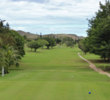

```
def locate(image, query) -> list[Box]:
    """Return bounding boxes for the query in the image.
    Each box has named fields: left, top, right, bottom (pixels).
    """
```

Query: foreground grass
left=0, top=46, right=110, bottom=100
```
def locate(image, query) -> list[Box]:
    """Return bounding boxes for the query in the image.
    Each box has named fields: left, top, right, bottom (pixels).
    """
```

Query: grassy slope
left=0, top=46, right=110, bottom=100
left=82, top=52, right=110, bottom=72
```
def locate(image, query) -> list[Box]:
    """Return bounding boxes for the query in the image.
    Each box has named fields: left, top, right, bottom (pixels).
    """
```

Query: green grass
left=0, top=46, right=110, bottom=100
left=82, top=52, right=110, bottom=72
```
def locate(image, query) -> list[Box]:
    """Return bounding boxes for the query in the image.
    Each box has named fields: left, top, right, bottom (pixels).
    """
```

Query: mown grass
left=0, top=46, right=110, bottom=100
left=82, top=52, right=110, bottom=72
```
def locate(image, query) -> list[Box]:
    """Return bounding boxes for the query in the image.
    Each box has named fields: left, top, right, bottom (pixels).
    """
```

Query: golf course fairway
left=0, top=46, right=110, bottom=100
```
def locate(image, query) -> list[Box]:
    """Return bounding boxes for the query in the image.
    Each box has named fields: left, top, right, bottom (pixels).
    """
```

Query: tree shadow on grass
left=0, top=68, right=24, bottom=75
left=89, top=59, right=110, bottom=72
left=89, top=59, right=109, bottom=64
left=9, top=68, right=24, bottom=71
left=98, top=65, right=110, bottom=71
left=27, top=50, right=42, bottom=53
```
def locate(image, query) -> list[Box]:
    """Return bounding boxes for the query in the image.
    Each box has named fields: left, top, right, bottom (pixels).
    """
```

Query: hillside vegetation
left=17, top=30, right=83, bottom=40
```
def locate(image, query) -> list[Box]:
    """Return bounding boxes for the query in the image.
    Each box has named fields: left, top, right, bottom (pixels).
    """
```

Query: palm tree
left=0, top=45, right=20, bottom=76
left=0, top=39, right=5, bottom=76
left=0, top=48, right=6, bottom=76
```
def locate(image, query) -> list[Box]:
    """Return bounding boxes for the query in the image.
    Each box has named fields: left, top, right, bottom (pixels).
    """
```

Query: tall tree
left=86, top=0, right=110, bottom=61
left=0, top=20, right=25, bottom=75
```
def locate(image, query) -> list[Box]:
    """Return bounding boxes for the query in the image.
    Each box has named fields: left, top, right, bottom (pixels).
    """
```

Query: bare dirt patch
left=78, top=53, right=110, bottom=77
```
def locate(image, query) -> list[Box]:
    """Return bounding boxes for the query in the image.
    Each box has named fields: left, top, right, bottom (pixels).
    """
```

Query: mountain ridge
left=17, top=30, right=84, bottom=40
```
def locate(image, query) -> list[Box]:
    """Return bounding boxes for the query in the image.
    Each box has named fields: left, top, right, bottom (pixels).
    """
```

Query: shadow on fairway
left=89, top=59, right=110, bottom=64
left=9, top=68, right=24, bottom=71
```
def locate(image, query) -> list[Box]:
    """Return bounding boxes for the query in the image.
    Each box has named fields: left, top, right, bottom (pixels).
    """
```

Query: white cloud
left=12, top=26, right=26, bottom=31
left=0, top=0, right=105, bottom=18
left=0, top=0, right=105, bottom=36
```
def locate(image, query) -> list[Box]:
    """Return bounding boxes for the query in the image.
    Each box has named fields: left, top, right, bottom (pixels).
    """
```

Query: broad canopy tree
left=43, top=37, right=56, bottom=49
left=82, top=0, right=110, bottom=61
left=27, top=39, right=49, bottom=52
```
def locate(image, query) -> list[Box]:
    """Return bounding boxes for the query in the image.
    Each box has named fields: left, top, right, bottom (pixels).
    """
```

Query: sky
left=0, top=0, right=105, bottom=36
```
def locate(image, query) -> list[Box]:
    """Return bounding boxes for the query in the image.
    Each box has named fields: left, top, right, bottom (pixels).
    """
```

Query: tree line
left=27, top=35, right=76, bottom=52
left=0, top=20, right=25, bottom=76
left=79, top=0, right=110, bottom=62
left=0, top=19, right=76, bottom=77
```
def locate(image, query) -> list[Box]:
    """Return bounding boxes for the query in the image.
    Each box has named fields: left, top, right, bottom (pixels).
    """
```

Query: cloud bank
left=0, top=0, right=105, bottom=36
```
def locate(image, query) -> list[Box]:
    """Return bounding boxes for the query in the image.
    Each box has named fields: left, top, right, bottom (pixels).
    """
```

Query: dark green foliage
left=27, top=39, right=49, bottom=52
left=0, top=20, right=25, bottom=74
left=31, top=41, right=41, bottom=52
left=65, top=41, right=74, bottom=47
left=0, top=45, right=20, bottom=74
left=84, top=0, right=110, bottom=61
left=9, top=30, right=25, bottom=57
left=23, top=35, right=27, bottom=40
left=0, top=20, right=9, bottom=34
left=43, top=37, right=56, bottom=49
left=78, top=39, right=89, bottom=54
left=55, top=38, right=62, bottom=44
left=6, top=23, right=10, bottom=30
left=37, top=39, right=49, bottom=47
left=27, top=41, right=34, bottom=51
left=62, top=37, right=75, bottom=47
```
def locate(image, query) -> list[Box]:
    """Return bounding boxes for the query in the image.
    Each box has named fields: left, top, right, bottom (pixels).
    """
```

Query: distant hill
left=44, top=34, right=84, bottom=40
left=17, top=30, right=84, bottom=40
left=17, top=30, right=39, bottom=39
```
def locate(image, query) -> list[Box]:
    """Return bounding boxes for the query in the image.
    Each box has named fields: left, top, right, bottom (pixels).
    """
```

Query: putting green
left=0, top=46, right=110, bottom=100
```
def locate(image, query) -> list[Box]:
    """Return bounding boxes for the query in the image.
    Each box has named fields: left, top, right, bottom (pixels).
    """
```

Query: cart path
left=78, top=53, right=110, bottom=77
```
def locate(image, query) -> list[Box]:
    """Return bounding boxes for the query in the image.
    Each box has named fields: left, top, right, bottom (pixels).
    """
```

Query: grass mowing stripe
left=0, top=46, right=110, bottom=100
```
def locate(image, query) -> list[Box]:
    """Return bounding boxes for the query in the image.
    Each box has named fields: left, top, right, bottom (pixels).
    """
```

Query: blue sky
left=0, top=0, right=105, bottom=36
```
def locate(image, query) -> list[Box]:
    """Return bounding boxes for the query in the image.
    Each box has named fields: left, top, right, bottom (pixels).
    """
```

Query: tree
left=27, top=41, right=34, bottom=51
left=0, top=45, right=19, bottom=75
left=86, top=0, right=110, bottom=61
left=62, top=37, right=75, bottom=47
left=23, top=35, right=27, bottom=40
left=0, top=21, right=25, bottom=57
left=37, top=39, right=49, bottom=48
left=9, top=30, right=25, bottom=57
left=0, top=48, right=6, bottom=76
left=27, top=39, right=49, bottom=52
left=43, top=37, right=56, bottom=49
left=6, top=22, right=10, bottom=30
left=55, top=38, right=62, bottom=44
left=27, top=40, right=41, bottom=52
left=65, top=41, right=75, bottom=48
left=32, top=41, right=40, bottom=52
left=78, top=39, right=89, bottom=54
left=0, top=20, right=25, bottom=75
left=0, top=20, right=6, bottom=33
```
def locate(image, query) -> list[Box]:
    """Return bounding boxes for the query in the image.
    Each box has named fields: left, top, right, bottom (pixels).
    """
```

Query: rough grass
left=82, top=52, right=110, bottom=72
left=0, top=46, right=110, bottom=100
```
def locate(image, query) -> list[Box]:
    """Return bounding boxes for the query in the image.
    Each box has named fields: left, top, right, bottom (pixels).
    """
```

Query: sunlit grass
left=0, top=46, right=110, bottom=100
